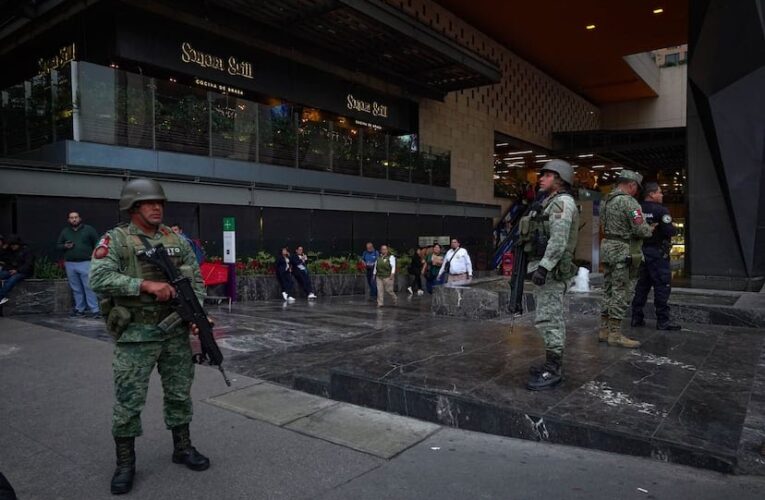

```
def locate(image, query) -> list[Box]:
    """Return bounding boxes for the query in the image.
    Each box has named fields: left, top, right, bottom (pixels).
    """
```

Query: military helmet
left=617, top=169, right=643, bottom=187
left=540, top=159, right=574, bottom=186
left=119, top=178, right=167, bottom=211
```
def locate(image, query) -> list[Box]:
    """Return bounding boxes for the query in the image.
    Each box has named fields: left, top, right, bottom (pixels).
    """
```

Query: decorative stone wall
left=384, top=0, right=601, bottom=205
left=0, top=279, right=72, bottom=315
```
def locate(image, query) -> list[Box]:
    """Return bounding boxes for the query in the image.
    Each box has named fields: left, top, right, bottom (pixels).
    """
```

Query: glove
left=532, top=267, right=548, bottom=286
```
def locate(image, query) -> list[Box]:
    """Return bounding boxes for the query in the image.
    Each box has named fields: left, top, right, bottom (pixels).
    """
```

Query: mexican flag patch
left=630, top=209, right=644, bottom=224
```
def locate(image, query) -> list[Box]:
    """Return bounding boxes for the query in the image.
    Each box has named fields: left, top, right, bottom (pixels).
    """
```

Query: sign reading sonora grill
left=180, top=42, right=253, bottom=79
left=346, top=94, right=388, bottom=118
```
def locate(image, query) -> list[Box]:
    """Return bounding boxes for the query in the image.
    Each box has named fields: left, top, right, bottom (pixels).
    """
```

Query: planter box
left=0, top=279, right=72, bottom=316
left=236, top=274, right=369, bottom=301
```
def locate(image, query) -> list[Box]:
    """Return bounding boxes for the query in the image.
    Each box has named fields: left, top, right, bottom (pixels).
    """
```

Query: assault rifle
left=139, top=242, right=231, bottom=387
left=508, top=198, right=544, bottom=315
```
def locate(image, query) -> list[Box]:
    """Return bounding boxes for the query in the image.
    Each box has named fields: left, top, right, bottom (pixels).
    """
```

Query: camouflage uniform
left=90, top=222, right=204, bottom=437
left=600, top=178, right=653, bottom=344
left=528, top=193, right=579, bottom=355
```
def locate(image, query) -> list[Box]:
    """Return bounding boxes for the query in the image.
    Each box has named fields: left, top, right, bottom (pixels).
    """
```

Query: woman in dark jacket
left=275, top=247, right=296, bottom=302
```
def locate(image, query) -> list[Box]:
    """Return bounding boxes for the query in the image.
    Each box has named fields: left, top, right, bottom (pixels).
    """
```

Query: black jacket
left=3, top=245, right=35, bottom=276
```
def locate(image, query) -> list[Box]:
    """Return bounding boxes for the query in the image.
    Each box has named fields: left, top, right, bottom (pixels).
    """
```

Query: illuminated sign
left=194, top=78, right=244, bottom=96
left=181, top=42, right=253, bottom=79
left=346, top=94, right=388, bottom=118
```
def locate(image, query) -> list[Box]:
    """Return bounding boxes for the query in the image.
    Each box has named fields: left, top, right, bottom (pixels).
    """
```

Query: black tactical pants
left=631, top=246, right=672, bottom=324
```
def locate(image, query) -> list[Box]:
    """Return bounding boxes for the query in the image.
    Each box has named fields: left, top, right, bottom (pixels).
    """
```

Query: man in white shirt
left=438, top=238, right=473, bottom=283
left=373, top=244, right=397, bottom=307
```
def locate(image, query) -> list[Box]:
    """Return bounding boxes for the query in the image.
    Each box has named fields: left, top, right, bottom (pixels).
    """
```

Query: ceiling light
left=591, top=165, right=605, bottom=169
left=612, top=166, right=623, bottom=170
left=507, top=150, right=532, bottom=155
left=504, top=157, right=524, bottom=161
left=535, top=155, right=547, bottom=158
left=577, top=153, right=594, bottom=158
left=535, top=159, right=551, bottom=163
left=653, top=8, right=664, bottom=14
left=586, top=24, right=596, bottom=30
left=496, top=142, right=508, bottom=147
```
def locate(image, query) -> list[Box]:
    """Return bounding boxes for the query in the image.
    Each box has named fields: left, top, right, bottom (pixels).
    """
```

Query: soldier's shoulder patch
left=93, top=234, right=111, bottom=259
left=629, top=209, right=644, bottom=225
left=662, top=214, right=672, bottom=224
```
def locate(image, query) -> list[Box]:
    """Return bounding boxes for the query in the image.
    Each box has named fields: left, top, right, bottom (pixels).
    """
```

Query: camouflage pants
left=534, top=279, right=567, bottom=355
left=112, top=333, right=194, bottom=437
left=603, top=262, right=635, bottom=321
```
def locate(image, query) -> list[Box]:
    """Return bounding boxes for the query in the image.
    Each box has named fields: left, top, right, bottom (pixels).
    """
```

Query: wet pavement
left=16, top=293, right=765, bottom=474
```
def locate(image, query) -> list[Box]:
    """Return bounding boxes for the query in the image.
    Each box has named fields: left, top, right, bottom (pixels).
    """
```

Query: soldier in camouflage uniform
left=599, top=170, right=655, bottom=348
left=522, top=160, right=580, bottom=391
left=90, top=179, right=210, bottom=495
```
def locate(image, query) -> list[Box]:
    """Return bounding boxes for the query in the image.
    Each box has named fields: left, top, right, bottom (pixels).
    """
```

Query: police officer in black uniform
left=631, top=182, right=681, bottom=330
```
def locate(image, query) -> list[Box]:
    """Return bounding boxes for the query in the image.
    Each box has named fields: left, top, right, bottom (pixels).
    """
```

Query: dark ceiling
left=433, top=0, right=689, bottom=104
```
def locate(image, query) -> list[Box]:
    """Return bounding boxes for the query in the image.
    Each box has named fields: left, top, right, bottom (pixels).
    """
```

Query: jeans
left=65, top=260, right=99, bottom=313
left=425, top=274, right=445, bottom=294
left=365, top=267, right=378, bottom=297
left=0, top=270, right=27, bottom=300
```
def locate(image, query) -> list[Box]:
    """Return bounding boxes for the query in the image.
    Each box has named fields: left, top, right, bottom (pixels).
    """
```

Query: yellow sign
left=38, top=44, right=76, bottom=75
left=181, top=42, right=253, bottom=79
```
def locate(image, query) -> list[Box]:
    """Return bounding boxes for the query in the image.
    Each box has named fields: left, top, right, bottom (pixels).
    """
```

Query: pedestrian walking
left=89, top=178, right=210, bottom=495
left=361, top=242, right=379, bottom=300
left=407, top=247, right=424, bottom=296
left=276, top=247, right=297, bottom=302
left=374, top=244, right=397, bottom=307
left=424, top=244, right=445, bottom=293
left=520, top=160, right=579, bottom=391
left=57, top=211, right=101, bottom=317
left=437, top=238, right=473, bottom=284
left=599, top=170, right=655, bottom=348
left=630, top=182, right=681, bottom=330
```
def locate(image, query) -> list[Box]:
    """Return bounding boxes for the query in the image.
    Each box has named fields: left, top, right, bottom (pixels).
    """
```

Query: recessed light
left=586, top=24, right=596, bottom=30
left=591, top=165, right=605, bottom=169
left=577, top=154, right=594, bottom=158
left=496, top=142, right=508, bottom=147
left=653, top=8, right=664, bottom=14
left=507, top=150, right=532, bottom=155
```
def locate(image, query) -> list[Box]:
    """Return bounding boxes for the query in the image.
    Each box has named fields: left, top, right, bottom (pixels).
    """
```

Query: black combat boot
left=171, top=424, right=210, bottom=471
left=110, top=437, right=135, bottom=495
left=526, top=351, right=563, bottom=391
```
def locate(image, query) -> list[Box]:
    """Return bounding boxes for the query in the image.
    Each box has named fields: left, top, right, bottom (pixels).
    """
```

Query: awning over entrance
left=552, top=127, right=686, bottom=173
left=0, top=0, right=501, bottom=99
left=198, top=0, right=502, bottom=98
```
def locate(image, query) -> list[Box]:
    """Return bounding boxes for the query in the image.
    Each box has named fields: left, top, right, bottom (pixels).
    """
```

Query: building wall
left=384, top=0, right=601, bottom=205
left=601, top=65, right=688, bottom=130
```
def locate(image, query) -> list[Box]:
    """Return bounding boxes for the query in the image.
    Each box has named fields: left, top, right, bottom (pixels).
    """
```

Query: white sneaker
left=288, top=296, right=296, bottom=302
left=417, top=290, right=424, bottom=296
left=282, top=292, right=288, bottom=301
left=0, top=297, right=8, bottom=306
left=307, top=293, right=317, bottom=300
left=407, top=286, right=413, bottom=295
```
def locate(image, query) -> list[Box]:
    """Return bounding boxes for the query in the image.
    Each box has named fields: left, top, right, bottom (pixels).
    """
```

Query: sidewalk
left=2, top=317, right=765, bottom=499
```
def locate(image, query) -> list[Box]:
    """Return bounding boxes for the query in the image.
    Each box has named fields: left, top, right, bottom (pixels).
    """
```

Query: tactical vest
left=376, top=255, right=393, bottom=278
left=519, top=192, right=578, bottom=281
left=112, top=225, right=184, bottom=311
left=601, top=191, right=644, bottom=274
